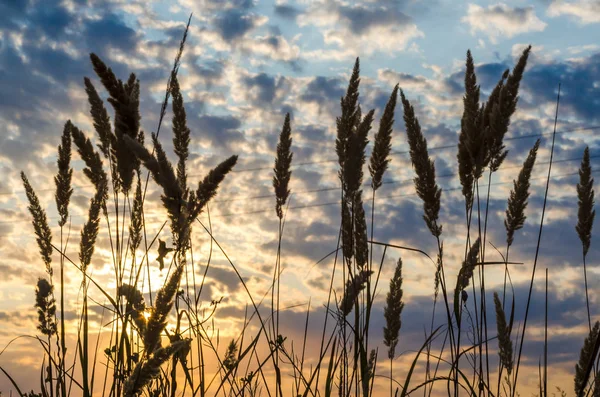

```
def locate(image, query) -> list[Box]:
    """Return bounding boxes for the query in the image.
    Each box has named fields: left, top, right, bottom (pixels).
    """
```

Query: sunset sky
left=1, top=0, right=600, bottom=395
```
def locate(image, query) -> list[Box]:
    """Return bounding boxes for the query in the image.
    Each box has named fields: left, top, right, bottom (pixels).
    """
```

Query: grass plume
left=505, top=139, right=540, bottom=247
left=457, top=50, right=481, bottom=210
left=493, top=292, right=513, bottom=374
left=21, top=172, right=53, bottom=275
left=89, top=53, right=142, bottom=193
left=369, top=84, right=398, bottom=191
left=273, top=113, right=293, bottom=219
left=383, top=258, right=404, bottom=360
left=575, top=321, right=600, bottom=397
left=576, top=146, right=595, bottom=257
left=170, top=74, right=191, bottom=191
left=400, top=89, right=442, bottom=237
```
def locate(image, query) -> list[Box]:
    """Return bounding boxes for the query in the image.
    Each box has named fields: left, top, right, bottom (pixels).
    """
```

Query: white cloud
left=297, top=0, right=423, bottom=57
left=547, top=0, right=600, bottom=24
left=462, top=3, right=547, bottom=43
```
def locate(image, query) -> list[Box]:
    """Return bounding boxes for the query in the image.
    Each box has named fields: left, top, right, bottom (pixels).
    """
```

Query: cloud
left=84, top=12, right=138, bottom=53
left=547, top=0, right=600, bottom=24
left=274, top=3, right=302, bottom=20
left=196, top=114, right=246, bottom=150
left=298, top=0, right=423, bottom=57
left=462, top=3, right=547, bottom=43
left=213, top=9, right=265, bottom=42
left=378, top=69, right=432, bottom=91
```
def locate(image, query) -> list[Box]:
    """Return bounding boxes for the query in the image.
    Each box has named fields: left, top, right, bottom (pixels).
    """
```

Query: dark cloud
left=444, top=50, right=600, bottom=124
left=213, top=9, right=258, bottom=41
left=189, top=58, right=225, bottom=88
left=299, top=76, right=345, bottom=105
left=297, top=124, right=328, bottom=144
left=84, top=13, right=138, bottom=53
left=196, top=115, right=246, bottom=149
left=523, top=53, right=600, bottom=123
left=244, top=73, right=278, bottom=104
left=336, top=3, right=412, bottom=34
left=274, top=4, right=301, bottom=20
left=30, top=5, right=73, bottom=39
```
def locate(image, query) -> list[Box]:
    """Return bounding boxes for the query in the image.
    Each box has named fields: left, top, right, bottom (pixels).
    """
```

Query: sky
left=1, top=0, right=600, bottom=395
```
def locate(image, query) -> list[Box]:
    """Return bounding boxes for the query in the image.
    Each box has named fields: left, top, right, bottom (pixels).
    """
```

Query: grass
left=1, top=17, right=599, bottom=397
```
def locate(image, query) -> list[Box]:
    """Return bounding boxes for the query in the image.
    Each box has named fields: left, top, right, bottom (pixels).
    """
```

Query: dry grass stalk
left=84, top=77, right=115, bottom=160
left=383, top=258, right=404, bottom=360
left=454, top=237, right=481, bottom=313
left=21, top=172, right=53, bottom=275
left=346, top=108, right=374, bottom=196
left=144, top=264, right=184, bottom=354
left=89, top=53, right=142, bottom=193
left=69, top=123, right=109, bottom=270
left=190, top=154, right=238, bottom=220
left=505, top=139, right=540, bottom=247
left=369, top=84, right=399, bottom=191
left=485, top=46, right=532, bottom=172
left=223, top=340, right=239, bottom=372
left=336, top=57, right=361, bottom=183
left=124, top=339, right=191, bottom=397
left=457, top=50, right=481, bottom=210
left=54, top=121, right=73, bottom=227
left=35, top=278, right=57, bottom=337
left=273, top=113, right=293, bottom=219
left=354, top=190, right=369, bottom=269
left=493, top=292, right=513, bottom=374
left=118, top=284, right=147, bottom=334
left=70, top=123, right=108, bottom=196
left=575, top=321, right=600, bottom=397
left=129, top=174, right=143, bottom=252
left=79, top=181, right=106, bottom=271
left=434, top=244, right=443, bottom=300
left=399, top=90, right=442, bottom=237
left=339, top=269, right=373, bottom=317
left=335, top=59, right=375, bottom=271
left=576, top=146, right=595, bottom=257
left=124, top=133, right=185, bottom=243
left=170, top=74, right=191, bottom=191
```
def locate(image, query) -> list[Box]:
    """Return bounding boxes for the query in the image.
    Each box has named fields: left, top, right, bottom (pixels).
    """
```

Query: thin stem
left=512, top=82, right=561, bottom=396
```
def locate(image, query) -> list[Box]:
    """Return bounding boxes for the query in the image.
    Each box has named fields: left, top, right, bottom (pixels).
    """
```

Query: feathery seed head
left=124, top=339, right=191, bottom=397
left=273, top=113, right=293, bottom=219
left=70, top=123, right=108, bottom=196
left=171, top=74, right=191, bottom=191
left=84, top=77, right=115, bottom=159
left=369, top=84, right=398, bottom=191
left=485, top=46, right=532, bottom=172
left=457, top=50, right=482, bottom=211
left=55, top=121, right=73, bottom=227
left=383, top=258, right=404, bottom=359
left=129, top=173, right=143, bottom=252
left=89, top=53, right=141, bottom=193
left=505, top=139, right=540, bottom=247
left=144, top=264, right=184, bottom=354
left=576, top=146, right=595, bottom=257
left=454, top=237, right=481, bottom=308
left=339, top=269, right=372, bottom=318
left=400, top=89, right=442, bottom=237
left=34, top=277, right=57, bottom=337
left=223, top=340, right=238, bottom=372
left=22, top=172, right=53, bottom=275
left=189, top=155, right=238, bottom=222
left=493, top=292, right=514, bottom=374
left=119, top=284, right=147, bottom=334
left=575, top=321, right=600, bottom=397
